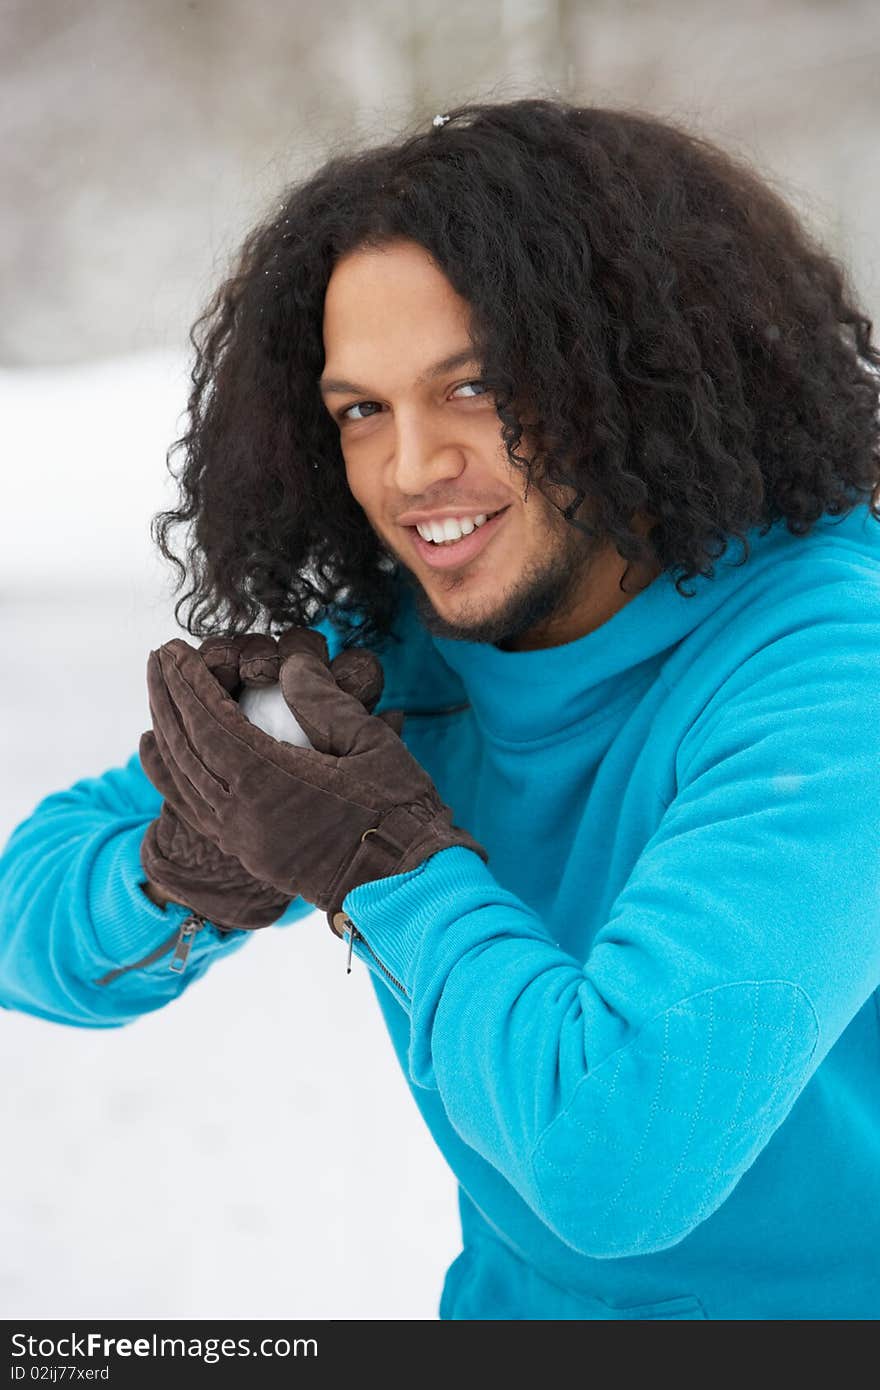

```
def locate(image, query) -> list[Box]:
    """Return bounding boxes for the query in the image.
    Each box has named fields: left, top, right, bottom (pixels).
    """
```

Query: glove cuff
left=142, top=813, right=293, bottom=932
left=325, top=804, right=489, bottom=935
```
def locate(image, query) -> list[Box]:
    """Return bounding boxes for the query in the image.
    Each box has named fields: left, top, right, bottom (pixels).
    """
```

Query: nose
left=388, top=409, right=466, bottom=496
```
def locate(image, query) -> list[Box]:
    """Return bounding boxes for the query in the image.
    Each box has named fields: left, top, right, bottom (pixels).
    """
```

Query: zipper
left=344, top=923, right=409, bottom=1000
left=95, top=911, right=208, bottom=986
left=168, top=912, right=207, bottom=972
left=335, top=694, right=468, bottom=996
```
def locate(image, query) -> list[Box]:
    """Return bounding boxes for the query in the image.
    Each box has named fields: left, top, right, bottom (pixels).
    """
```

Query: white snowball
left=238, top=682, right=314, bottom=748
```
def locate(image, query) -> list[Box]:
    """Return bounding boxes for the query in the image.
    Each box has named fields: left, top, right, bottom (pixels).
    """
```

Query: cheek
left=343, top=455, right=384, bottom=524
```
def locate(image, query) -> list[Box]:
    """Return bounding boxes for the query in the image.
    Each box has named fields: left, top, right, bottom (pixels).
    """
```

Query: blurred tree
left=1, top=0, right=877, bottom=365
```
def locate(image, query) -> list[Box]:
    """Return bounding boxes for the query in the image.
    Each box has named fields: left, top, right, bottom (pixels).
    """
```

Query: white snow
left=0, top=353, right=459, bottom=1319
left=239, top=683, right=315, bottom=748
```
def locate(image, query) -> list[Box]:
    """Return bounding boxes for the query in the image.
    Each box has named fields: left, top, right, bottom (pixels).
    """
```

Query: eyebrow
left=318, top=347, right=479, bottom=398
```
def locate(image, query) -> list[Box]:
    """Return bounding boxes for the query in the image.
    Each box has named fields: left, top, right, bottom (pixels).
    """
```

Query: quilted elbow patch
left=530, top=980, right=819, bottom=1258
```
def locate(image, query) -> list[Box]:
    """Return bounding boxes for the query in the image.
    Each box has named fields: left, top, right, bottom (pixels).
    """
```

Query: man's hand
left=140, top=633, right=296, bottom=930
left=139, top=630, right=405, bottom=931
left=142, top=628, right=488, bottom=932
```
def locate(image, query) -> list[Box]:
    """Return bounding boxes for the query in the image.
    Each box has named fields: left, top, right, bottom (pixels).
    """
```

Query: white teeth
left=416, top=512, right=493, bottom=544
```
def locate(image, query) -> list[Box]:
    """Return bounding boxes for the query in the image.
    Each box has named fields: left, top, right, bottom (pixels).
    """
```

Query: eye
left=452, top=380, right=491, bottom=399
left=339, top=400, right=384, bottom=422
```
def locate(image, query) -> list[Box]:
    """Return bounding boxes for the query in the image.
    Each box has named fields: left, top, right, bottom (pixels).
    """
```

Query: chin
left=408, top=583, right=518, bottom=646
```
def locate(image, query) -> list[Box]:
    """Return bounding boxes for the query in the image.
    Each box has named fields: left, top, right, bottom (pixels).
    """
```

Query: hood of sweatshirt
left=377, top=503, right=880, bottom=744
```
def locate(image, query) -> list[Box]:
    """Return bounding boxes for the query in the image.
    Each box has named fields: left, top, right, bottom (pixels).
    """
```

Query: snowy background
left=0, top=351, right=461, bottom=1320
left=2, top=0, right=878, bottom=1323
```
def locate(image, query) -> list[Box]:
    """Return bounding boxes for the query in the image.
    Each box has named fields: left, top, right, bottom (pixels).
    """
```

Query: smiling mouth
left=406, top=505, right=511, bottom=570
left=409, top=507, right=506, bottom=541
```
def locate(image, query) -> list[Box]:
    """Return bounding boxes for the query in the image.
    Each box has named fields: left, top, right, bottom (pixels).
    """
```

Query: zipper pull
left=345, top=922, right=361, bottom=975
left=332, top=912, right=360, bottom=975
left=169, top=912, right=206, bottom=973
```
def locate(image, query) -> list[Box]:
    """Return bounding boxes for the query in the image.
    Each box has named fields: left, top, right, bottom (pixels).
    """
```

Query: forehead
left=322, top=239, right=469, bottom=345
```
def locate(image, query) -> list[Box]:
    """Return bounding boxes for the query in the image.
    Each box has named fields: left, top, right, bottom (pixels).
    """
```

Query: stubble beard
left=394, top=510, right=602, bottom=649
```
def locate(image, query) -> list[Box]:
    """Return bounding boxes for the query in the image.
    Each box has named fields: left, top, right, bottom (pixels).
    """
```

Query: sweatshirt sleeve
left=0, top=612, right=350, bottom=1030
left=0, top=750, right=314, bottom=1029
left=340, top=607, right=880, bottom=1258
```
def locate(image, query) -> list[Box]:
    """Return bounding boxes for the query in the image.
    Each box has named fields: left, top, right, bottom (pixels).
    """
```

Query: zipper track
left=348, top=926, right=410, bottom=1000
left=95, top=912, right=207, bottom=986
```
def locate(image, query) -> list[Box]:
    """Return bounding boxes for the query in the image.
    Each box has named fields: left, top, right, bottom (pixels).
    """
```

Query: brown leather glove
left=139, top=632, right=396, bottom=931
left=143, top=628, right=488, bottom=934
left=139, top=799, right=293, bottom=931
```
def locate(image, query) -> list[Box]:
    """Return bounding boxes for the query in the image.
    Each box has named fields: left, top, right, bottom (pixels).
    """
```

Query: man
left=2, top=98, right=879, bottom=1320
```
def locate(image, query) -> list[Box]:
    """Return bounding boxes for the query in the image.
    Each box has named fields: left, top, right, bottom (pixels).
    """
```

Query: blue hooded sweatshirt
left=2, top=503, right=879, bottom=1320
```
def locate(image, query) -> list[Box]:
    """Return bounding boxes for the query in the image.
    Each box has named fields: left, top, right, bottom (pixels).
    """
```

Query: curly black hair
left=154, top=96, right=880, bottom=652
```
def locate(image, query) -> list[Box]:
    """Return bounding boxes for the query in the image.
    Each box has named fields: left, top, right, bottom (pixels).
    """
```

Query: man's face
left=320, top=238, right=633, bottom=650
